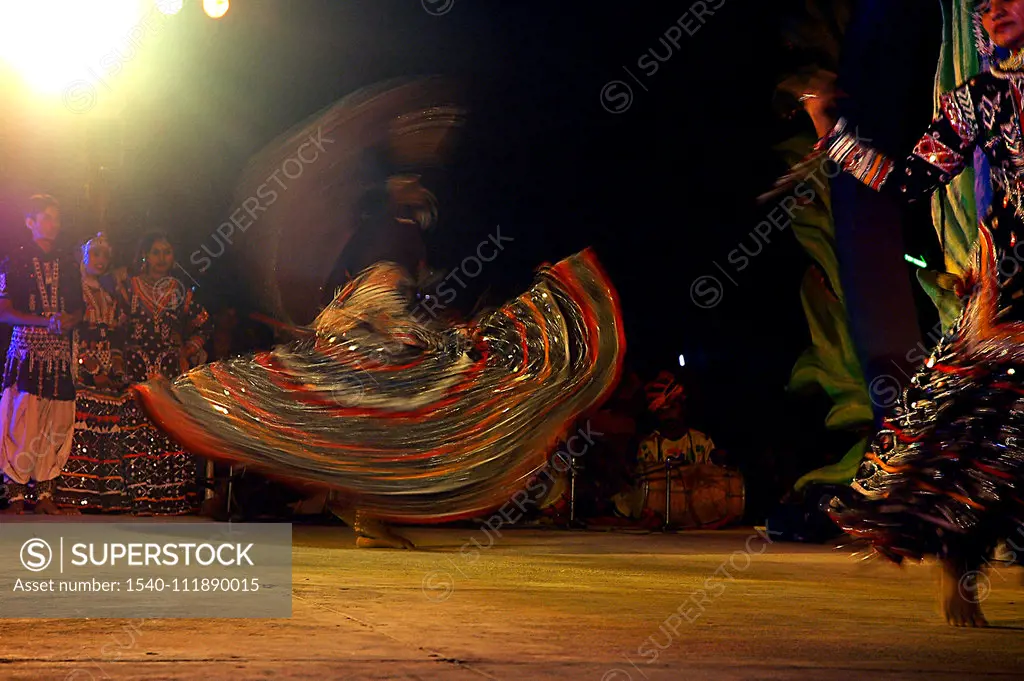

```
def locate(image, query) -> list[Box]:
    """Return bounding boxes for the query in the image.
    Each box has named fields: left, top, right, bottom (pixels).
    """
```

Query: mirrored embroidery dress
left=820, top=52, right=1024, bottom=566
left=121, top=275, right=211, bottom=515
left=56, top=271, right=131, bottom=511
left=0, top=243, right=83, bottom=502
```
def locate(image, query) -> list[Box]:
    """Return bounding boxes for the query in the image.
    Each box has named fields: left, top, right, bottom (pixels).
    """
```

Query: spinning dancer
left=789, top=0, right=1024, bottom=626
left=135, top=250, right=624, bottom=548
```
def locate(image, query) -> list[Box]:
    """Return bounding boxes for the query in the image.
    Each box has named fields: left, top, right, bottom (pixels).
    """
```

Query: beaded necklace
left=999, top=46, right=1024, bottom=74
left=32, top=257, right=59, bottom=314
left=82, top=276, right=116, bottom=326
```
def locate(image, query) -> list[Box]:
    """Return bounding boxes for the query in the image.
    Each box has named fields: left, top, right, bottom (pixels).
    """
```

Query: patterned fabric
left=75, top=273, right=128, bottom=388
left=124, top=276, right=211, bottom=383
left=830, top=226, right=1024, bottom=566
left=5, top=482, right=27, bottom=502
left=912, top=135, right=966, bottom=175
left=638, top=430, right=715, bottom=466
left=821, top=56, right=1024, bottom=321
left=825, top=48, right=1024, bottom=569
left=939, top=84, right=979, bottom=147
left=56, top=390, right=131, bottom=512
left=56, top=271, right=131, bottom=511
left=120, top=397, right=196, bottom=516
left=5, top=328, right=76, bottom=399
left=119, top=274, right=210, bottom=515
left=0, top=243, right=83, bottom=401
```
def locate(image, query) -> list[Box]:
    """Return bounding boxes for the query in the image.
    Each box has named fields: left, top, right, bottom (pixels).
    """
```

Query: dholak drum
left=640, top=463, right=745, bottom=529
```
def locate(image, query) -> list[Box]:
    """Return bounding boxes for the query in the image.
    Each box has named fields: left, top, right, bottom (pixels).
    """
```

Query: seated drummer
left=610, top=371, right=726, bottom=522
left=637, top=371, right=725, bottom=469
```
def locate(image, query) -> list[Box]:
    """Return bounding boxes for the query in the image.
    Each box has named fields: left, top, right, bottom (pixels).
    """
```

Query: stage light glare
left=0, top=0, right=145, bottom=94
left=155, top=0, right=184, bottom=16
left=678, top=354, right=686, bottom=367
left=203, top=0, right=230, bottom=19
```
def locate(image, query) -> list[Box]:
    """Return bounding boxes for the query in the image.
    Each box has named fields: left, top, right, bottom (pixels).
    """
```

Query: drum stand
left=661, top=459, right=674, bottom=532
left=570, top=457, right=577, bottom=525
left=201, top=459, right=240, bottom=519
left=647, top=462, right=745, bottom=532
left=639, top=458, right=681, bottom=532
left=566, top=454, right=585, bottom=529
left=225, top=465, right=236, bottom=516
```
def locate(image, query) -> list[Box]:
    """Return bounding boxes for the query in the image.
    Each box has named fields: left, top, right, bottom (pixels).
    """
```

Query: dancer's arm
left=806, top=81, right=980, bottom=199
left=0, top=299, right=50, bottom=327
left=182, top=288, right=212, bottom=366
left=0, top=259, right=48, bottom=327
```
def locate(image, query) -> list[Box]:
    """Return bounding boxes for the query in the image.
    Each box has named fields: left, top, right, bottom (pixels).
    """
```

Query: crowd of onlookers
left=0, top=195, right=273, bottom=516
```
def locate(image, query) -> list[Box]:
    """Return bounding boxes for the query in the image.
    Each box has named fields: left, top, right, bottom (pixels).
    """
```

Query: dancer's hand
left=47, top=313, right=65, bottom=335
left=779, top=69, right=841, bottom=138
left=110, top=356, right=125, bottom=381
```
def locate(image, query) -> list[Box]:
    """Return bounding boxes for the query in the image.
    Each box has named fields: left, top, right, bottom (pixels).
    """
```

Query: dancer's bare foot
left=33, top=498, right=70, bottom=515
left=327, top=504, right=415, bottom=549
left=356, top=535, right=415, bottom=550
left=357, top=521, right=415, bottom=550
left=355, top=512, right=415, bottom=550
left=2, top=500, right=25, bottom=514
left=940, top=558, right=989, bottom=627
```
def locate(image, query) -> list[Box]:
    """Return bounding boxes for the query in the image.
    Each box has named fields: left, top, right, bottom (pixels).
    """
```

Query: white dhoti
left=0, top=387, right=75, bottom=484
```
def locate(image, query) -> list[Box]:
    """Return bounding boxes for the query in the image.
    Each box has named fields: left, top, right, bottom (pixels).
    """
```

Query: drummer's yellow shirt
left=638, top=430, right=715, bottom=466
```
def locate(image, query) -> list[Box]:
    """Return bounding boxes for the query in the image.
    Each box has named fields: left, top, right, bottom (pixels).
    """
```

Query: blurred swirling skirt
left=56, top=389, right=131, bottom=512
left=829, top=231, right=1024, bottom=563
left=135, top=249, right=625, bottom=523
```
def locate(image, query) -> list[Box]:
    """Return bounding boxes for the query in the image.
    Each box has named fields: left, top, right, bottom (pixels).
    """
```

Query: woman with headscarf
left=57, top=234, right=131, bottom=512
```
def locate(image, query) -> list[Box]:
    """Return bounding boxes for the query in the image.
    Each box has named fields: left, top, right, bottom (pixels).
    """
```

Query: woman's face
left=84, top=245, right=111, bottom=276
left=981, top=0, right=1024, bottom=51
left=145, top=239, right=174, bottom=277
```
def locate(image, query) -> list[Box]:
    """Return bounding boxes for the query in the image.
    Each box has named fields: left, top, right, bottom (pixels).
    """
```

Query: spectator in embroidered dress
left=56, top=233, right=132, bottom=512
left=120, top=232, right=212, bottom=515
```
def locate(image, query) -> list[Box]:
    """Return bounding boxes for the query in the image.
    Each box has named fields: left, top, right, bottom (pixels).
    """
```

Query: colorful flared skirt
left=135, top=249, right=625, bottom=523
left=829, top=228, right=1024, bottom=565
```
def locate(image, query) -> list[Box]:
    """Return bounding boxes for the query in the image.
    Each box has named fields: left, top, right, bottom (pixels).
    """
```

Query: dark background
left=0, top=0, right=950, bottom=497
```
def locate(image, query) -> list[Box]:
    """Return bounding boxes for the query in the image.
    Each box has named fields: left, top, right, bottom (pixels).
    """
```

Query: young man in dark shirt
left=0, top=195, right=83, bottom=514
